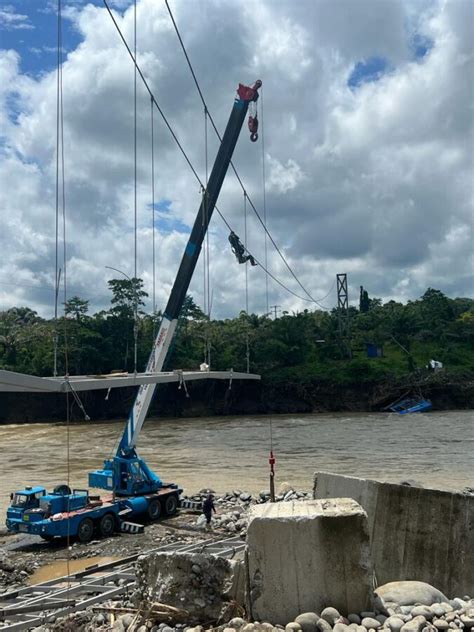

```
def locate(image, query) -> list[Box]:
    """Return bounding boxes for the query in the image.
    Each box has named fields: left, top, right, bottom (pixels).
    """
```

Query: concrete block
left=247, top=499, right=374, bottom=623
left=135, top=551, right=245, bottom=623
left=313, top=472, right=474, bottom=597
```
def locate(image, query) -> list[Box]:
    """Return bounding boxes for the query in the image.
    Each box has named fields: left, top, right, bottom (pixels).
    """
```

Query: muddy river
left=1, top=411, right=472, bottom=516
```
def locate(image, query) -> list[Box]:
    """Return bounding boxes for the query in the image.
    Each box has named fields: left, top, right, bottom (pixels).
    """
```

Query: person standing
left=202, top=493, right=216, bottom=527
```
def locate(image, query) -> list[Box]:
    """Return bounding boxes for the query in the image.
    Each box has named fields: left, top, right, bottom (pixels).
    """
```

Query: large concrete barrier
left=313, top=472, right=474, bottom=597
left=247, top=499, right=374, bottom=623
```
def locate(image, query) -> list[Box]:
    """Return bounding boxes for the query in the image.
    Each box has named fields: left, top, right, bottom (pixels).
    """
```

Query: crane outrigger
left=3, top=79, right=262, bottom=542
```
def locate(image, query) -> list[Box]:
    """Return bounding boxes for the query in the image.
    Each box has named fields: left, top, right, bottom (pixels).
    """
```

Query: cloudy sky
left=0, top=0, right=472, bottom=319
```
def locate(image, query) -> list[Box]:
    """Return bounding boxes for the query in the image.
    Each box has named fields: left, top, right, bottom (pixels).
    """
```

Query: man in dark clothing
left=228, top=231, right=257, bottom=266
left=202, top=493, right=216, bottom=527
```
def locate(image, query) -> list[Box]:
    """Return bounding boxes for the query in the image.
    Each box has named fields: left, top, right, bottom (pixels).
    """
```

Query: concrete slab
left=247, top=499, right=374, bottom=623
left=313, top=472, right=474, bottom=597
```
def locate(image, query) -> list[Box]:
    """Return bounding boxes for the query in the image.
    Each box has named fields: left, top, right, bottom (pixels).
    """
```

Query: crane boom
left=117, top=80, right=262, bottom=456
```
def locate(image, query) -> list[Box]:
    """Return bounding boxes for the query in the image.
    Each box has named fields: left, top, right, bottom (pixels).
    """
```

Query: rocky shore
left=1, top=486, right=471, bottom=632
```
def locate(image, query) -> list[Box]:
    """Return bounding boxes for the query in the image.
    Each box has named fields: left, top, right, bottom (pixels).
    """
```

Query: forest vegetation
left=0, top=281, right=473, bottom=420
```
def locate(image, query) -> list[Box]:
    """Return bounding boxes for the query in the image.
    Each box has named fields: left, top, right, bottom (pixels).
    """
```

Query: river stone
left=460, top=614, right=474, bottom=627
left=230, top=619, right=246, bottom=629
left=334, top=624, right=351, bottom=632
left=242, top=626, right=257, bottom=632
left=441, top=605, right=455, bottom=614
left=412, top=608, right=434, bottom=620
left=349, top=624, right=359, bottom=630
left=400, top=617, right=427, bottom=632
left=452, top=600, right=468, bottom=611
left=432, top=606, right=447, bottom=618
left=362, top=614, right=378, bottom=620
left=349, top=615, right=362, bottom=625
left=362, top=618, right=382, bottom=629
left=295, top=613, right=320, bottom=632
left=433, top=620, right=449, bottom=630
left=322, top=608, right=342, bottom=626
left=377, top=617, right=388, bottom=625
left=386, top=617, right=405, bottom=632
left=377, top=583, right=448, bottom=607
left=316, top=619, right=333, bottom=632
left=285, top=624, right=302, bottom=632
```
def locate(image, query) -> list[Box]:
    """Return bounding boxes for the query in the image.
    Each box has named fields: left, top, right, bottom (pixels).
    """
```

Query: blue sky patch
left=151, top=199, right=189, bottom=234
left=348, top=56, right=389, bottom=89
left=0, top=0, right=134, bottom=77
left=412, top=33, right=433, bottom=60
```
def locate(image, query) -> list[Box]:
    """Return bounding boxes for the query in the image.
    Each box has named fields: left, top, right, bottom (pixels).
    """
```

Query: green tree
left=108, top=277, right=148, bottom=319
left=64, top=296, right=89, bottom=321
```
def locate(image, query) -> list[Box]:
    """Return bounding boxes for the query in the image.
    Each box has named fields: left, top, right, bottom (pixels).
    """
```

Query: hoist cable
left=102, top=0, right=329, bottom=309
left=164, top=0, right=328, bottom=309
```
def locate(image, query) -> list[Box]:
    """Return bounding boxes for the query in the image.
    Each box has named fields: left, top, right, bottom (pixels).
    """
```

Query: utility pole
left=336, top=273, right=352, bottom=358
left=269, top=304, right=281, bottom=320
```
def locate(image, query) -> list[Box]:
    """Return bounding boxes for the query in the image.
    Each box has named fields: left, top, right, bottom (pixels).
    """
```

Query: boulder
left=295, top=612, right=320, bottom=632
left=376, top=582, right=448, bottom=607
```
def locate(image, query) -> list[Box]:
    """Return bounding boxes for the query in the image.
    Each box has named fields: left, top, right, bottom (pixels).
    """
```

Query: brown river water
left=1, top=411, right=472, bottom=517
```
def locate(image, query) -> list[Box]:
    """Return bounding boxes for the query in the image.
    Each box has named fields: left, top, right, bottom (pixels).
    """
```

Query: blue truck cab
left=6, top=485, right=121, bottom=542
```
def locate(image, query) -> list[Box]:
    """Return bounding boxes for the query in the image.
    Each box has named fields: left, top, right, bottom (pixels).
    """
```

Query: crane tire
left=147, top=498, right=161, bottom=521
left=164, top=494, right=178, bottom=516
left=77, top=518, right=94, bottom=543
left=99, top=513, right=116, bottom=537
left=40, top=534, right=55, bottom=542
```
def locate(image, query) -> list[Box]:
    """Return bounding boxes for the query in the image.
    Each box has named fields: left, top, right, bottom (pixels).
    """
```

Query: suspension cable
left=150, top=95, right=156, bottom=338
left=132, top=0, right=138, bottom=375
left=260, top=86, right=269, bottom=316
left=102, top=0, right=330, bottom=309
left=204, top=107, right=211, bottom=366
left=56, top=0, right=72, bottom=586
left=244, top=192, right=250, bottom=372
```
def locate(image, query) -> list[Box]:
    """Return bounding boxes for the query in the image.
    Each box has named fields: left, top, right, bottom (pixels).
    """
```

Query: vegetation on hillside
left=1, top=282, right=473, bottom=387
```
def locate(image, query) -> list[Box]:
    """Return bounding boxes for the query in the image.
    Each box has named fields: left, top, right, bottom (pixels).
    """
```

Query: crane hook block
left=237, top=80, right=262, bottom=103
left=248, top=115, right=259, bottom=142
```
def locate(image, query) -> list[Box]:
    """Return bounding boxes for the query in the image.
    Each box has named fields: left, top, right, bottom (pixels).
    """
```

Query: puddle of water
left=28, top=556, right=119, bottom=585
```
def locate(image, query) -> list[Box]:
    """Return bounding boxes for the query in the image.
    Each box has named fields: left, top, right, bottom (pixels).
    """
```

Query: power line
left=102, top=0, right=330, bottom=310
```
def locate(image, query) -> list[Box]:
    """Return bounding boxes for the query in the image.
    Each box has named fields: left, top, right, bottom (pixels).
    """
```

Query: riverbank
left=1, top=485, right=472, bottom=631
left=0, top=371, right=472, bottom=424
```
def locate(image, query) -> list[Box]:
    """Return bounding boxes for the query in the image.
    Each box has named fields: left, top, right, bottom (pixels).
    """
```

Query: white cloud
left=0, top=0, right=472, bottom=320
left=0, top=5, right=34, bottom=31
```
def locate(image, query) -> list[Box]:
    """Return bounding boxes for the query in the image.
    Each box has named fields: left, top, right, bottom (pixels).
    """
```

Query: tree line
left=0, top=280, right=473, bottom=385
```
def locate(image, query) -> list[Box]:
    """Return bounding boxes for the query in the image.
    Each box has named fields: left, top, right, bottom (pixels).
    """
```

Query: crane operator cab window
left=11, top=490, right=45, bottom=509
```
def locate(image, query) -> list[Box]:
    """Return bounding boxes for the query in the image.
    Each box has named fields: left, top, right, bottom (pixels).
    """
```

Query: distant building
left=366, top=343, right=383, bottom=358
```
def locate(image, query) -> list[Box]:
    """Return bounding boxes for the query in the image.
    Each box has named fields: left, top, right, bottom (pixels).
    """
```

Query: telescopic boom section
left=117, top=80, right=262, bottom=455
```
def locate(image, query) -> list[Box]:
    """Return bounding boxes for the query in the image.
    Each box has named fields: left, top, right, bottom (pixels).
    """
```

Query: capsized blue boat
left=389, top=397, right=432, bottom=414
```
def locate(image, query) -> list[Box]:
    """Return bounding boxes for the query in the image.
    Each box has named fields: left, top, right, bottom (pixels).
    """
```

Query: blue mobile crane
left=5, top=79, right=262, bottom=543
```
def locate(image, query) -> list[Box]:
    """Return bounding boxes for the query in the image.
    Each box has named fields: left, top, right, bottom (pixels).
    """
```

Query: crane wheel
left=40, top=534, right=55, bottom=542
left=164, top=494, right=178, bottom=516
left=77, top=518, right=94, bottom=543
left=99, top=513, right=116, bottom=537
left=147, top=498, right=161, bottom=521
